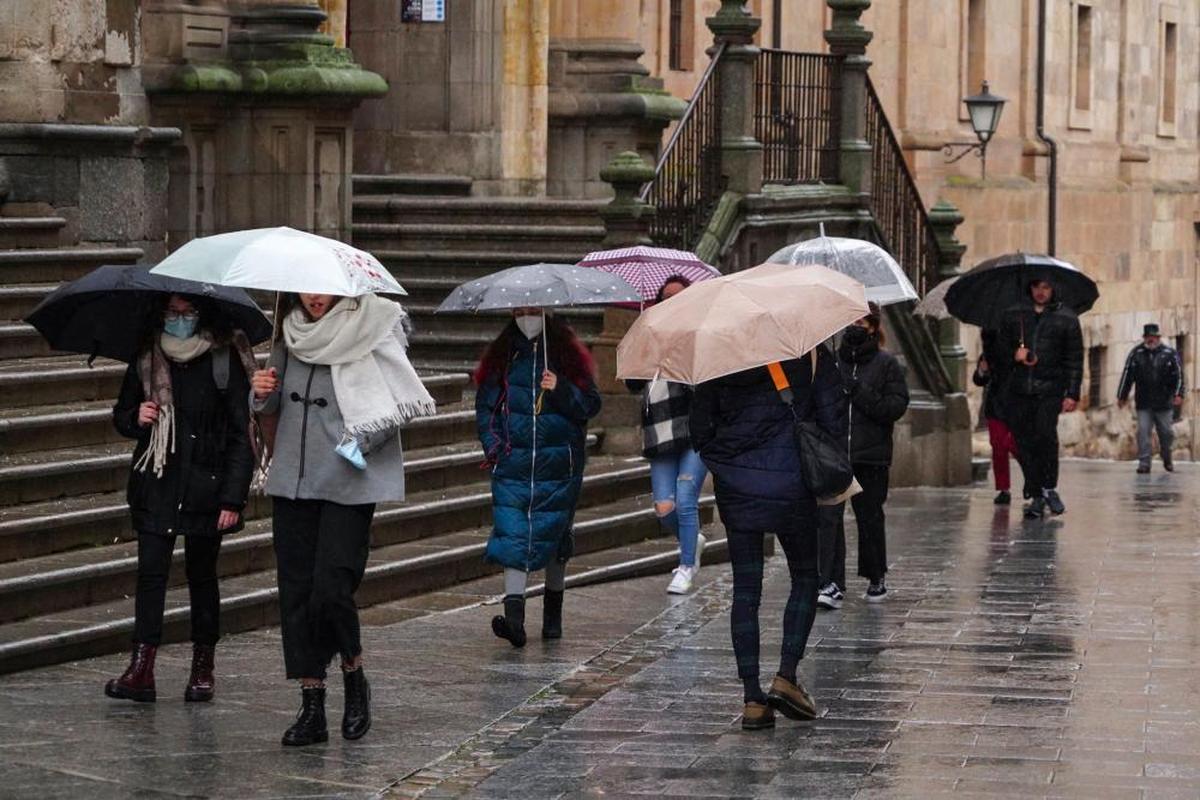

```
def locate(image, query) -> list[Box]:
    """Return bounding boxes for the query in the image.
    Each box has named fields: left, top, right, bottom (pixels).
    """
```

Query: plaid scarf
left=639, top=378, right=693, bottom=458
left=134, top=330, right=258, bottom=478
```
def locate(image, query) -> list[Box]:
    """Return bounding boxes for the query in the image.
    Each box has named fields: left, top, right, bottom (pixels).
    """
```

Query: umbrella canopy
left=436, top=262, right=641, bottom=313
left=913, top=276, right=957, bottom=320
left=768, top=232, right=918, bottom=306
left=944, top=252, right=1098, bottom=329
left=150, top=226, right=405, bottom=296
left=576, top=245, right=720, bottom=303
left=25, top=265, right=272, bottom=363
left=616, top=263, right=870, bottom=385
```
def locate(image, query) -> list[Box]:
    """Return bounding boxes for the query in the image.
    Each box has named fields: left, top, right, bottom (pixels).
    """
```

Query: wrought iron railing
left=755, top=50, right=841, bottom=185
left=640, top=44, right=726, bottom=251
left=863, top=76, right=942, bottom=297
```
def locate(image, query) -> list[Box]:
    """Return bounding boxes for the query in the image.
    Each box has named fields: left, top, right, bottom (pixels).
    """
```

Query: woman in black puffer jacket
left=690, top=347, right=846, bottom=731
left=836, top=304, right=909, bottom=603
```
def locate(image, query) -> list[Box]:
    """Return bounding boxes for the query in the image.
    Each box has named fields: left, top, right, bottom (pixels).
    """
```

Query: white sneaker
left=817, top=582, right=844, bottom=610
left=667, top=565, right=696, bottom=594
left=693, top=533, right=707, bottom=569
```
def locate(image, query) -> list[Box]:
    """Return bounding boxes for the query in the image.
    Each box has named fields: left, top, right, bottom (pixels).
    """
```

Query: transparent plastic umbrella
left=768, top=224, right=917, bottom=306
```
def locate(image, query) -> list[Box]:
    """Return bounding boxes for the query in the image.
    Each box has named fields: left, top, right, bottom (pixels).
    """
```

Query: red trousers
left=987, top=418, right=1019, bottom=491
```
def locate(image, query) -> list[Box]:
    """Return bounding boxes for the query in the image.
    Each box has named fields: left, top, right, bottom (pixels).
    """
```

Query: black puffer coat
left=997, top=301, right=1084, bottom=400
left=839, top=339, right=910, bottom=466
left=113, top=349, right=254, bottom=538
left=690, top=347, right=846, bottom=533
left=1116, top=344, right=1184, bottom=411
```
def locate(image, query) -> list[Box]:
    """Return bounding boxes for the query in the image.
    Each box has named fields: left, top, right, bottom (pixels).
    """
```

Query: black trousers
left=273, top=497, right=374, bottom=681
left=728, top=518, right=820, bottom=681
left=1007, top=394, right=1062, bottom=496
left=850, top=463, right=890, bottom=582
left=133, top=532, right=222, bottom=647
left=816, top=502, right=846, bottom=589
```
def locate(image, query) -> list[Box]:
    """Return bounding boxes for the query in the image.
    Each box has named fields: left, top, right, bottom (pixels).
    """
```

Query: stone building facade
left=629, top=0, right=1199, bottom=461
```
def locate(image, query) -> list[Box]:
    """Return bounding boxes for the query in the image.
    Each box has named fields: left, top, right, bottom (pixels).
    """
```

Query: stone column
left=824, top=0, right=873, bottom=196
left=707, top=1, right=763, bottom=196
left=591, top=152, right=656, bottom=454
left=928, top=199, right=968, bottom=392
left=144, top=0, right=386, bottom=246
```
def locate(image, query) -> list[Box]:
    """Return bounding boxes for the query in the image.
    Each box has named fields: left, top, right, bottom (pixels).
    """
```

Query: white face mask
left=516, top=314, right=544, bottom=340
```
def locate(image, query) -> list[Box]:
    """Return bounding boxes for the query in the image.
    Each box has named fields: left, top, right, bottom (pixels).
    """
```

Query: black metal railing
left=641, top=44, right=726, bottom=251
left=863, top=76, right=942, bottom=297
left=755, top=50, right=841, bottom=185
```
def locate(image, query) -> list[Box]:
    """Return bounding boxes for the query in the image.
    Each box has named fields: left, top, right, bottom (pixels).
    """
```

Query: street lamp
left=944, top=81, right=1007, bottom=178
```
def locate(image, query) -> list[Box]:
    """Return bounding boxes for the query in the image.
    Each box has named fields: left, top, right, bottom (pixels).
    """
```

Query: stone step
left=0, top=353, right=466, bottom=410
left=0, top=246, right=144, bottom=284
left=0, top=283, right=58, bottom=322
left=0, top=456, right=648, bottom=564
left=0, top=217, right=68, bottom=249
left=0, top=392, right=474, bottom=454
left=352, top=173, right=473, bottom=198
left=0, top=459, right=665, bottom=623
left=352, top=223, right=605, bottom=256
left=0, top=490, right=718, bottom=674
left=353, top=196, right=606, bottom=227
left=378, top=249, right=594, bottom=281
left=0, top=321, right=51, bottom=359
left=0, top=419, right=545, bottom=508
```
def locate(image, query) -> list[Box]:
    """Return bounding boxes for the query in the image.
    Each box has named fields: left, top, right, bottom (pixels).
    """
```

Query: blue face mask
left=163, top=315, right=199, bottom=340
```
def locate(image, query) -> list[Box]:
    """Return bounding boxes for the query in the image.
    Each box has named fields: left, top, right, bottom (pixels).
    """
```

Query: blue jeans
left=650, top=449, right=708, bottom=567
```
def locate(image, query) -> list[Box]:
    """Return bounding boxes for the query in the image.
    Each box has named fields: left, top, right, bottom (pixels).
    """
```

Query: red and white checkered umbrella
left=576, top=246, right=720, bottom=303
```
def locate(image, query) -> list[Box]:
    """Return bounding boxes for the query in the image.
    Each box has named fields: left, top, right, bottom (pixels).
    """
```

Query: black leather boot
left=282, top=686, right=328, bottom=746
left=184, top=643, right=215, bottom=702
left=542, top=589, right=564, bottom=640
left=491, top=594, right=526, bottom=648
left=105, top=643, right=157, bottom=703
left=341, top=666, right=371, bottom=740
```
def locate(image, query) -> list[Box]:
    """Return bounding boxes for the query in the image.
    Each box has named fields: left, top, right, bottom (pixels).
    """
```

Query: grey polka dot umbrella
left=436, top=263, right=641, bottom=313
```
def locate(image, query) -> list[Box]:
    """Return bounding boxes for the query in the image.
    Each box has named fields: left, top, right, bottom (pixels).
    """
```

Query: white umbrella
left=150, top=226, right=405, bottom=296
left=768, top=224, right=917, bottom=306
left=913, top=276, right=957, bottom=320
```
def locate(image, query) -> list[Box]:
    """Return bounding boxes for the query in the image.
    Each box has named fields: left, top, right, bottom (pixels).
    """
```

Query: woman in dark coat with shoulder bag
left=690, top=347, right=847, bottom=731
left=835, top=304, right=909, bottom=603
left=106, top=293, right=256, bottom=704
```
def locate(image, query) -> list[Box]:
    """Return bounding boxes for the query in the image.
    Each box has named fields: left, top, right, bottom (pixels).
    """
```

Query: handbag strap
left=768, top=352, right=816, bottom=407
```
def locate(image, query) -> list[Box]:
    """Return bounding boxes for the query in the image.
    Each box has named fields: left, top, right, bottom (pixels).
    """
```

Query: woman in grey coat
left=252, top=292, right=434, bottom=747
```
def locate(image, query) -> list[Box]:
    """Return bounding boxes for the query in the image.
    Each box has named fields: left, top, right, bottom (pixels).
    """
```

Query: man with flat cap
left=1117, top=323, right=1185, bottom=473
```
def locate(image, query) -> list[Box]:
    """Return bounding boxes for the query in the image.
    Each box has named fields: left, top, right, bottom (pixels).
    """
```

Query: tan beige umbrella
left=616, top=262, right=869, bottom=384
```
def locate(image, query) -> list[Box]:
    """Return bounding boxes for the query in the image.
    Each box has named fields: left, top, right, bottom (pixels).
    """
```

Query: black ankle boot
left=542, top=589, right=563, bottom=640
left=341, top=666, right=371, bottom=740
left=491, top=594, right=526, bottom=648
left=105, top=643, right=157, bottom=703
left=282, top=686, right=328, bottom=746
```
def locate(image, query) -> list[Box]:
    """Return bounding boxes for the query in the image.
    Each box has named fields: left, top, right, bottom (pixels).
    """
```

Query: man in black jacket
left=1117, top=323, right=1185, bottom=473
left=998, top=278, right=1084, bottom=519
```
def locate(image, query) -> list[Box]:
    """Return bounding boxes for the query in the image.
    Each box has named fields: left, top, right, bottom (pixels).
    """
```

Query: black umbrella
left=25, top=265, right=272, bottom=363
left=944, top=252, right=1098, bottom=329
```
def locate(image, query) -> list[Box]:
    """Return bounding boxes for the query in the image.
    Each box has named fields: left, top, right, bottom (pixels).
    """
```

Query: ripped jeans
left=650, top=449, right=708, bottom=568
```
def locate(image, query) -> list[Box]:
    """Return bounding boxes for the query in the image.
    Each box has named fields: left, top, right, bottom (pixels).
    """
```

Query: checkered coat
left=628, top=378, right=693, bottom=459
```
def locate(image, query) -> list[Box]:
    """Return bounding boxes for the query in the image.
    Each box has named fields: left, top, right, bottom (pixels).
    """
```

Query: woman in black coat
left=105, top=293, right=254, bottom=704
left=836, top=304, right=909, bottom=603
left=690, top=347, right=846, bottom=731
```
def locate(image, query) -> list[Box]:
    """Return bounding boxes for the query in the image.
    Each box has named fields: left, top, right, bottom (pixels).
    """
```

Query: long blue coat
left=476, top=333, right=602, bottom=571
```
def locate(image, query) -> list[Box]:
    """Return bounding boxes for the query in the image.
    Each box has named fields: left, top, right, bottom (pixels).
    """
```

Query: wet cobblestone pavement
left=1, top=460, right=1198, bottom=798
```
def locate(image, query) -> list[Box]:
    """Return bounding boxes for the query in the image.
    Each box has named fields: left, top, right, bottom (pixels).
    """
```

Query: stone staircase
left=0, top=183, right=720, bottom=675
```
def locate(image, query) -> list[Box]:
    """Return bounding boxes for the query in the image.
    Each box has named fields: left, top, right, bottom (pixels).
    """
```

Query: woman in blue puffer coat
left=690, top=346, right=846, bottom=730
left=474, top=308, right=602, bottom=647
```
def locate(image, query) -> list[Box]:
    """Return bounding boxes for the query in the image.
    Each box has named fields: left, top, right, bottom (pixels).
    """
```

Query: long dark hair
left=655, top=275, right=692, bottom=304
left=473, top=314, right=595, bottom=389
left=864, top=301, right=886, bottom=347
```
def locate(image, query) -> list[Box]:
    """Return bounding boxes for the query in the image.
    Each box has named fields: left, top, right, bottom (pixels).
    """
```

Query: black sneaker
left=1023, top=496, right=1047, bottom=519
left=1136, top=465, right=1151, bottom=474
left=817, top=582, right=844, bottom=610
left=994, top=490, right=1011, bottom=505
left=1044, top=490, right=1066, bottom=515
left=865, top=580, right=887, bottom=603
left=1164, top=458, right=1175, bottom=472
